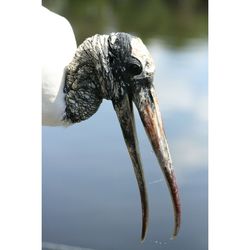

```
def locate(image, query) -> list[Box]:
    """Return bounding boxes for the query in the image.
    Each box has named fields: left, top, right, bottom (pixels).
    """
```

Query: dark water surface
left=43, top=1, right=207, bottom=249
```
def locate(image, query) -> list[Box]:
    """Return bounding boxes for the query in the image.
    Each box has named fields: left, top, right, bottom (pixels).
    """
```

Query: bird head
left=107, top=33, right=155, bottom=102
left=64, top=32, right=181, bottom=240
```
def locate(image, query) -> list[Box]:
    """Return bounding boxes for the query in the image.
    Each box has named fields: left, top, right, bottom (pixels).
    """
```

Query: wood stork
left=42, top=6, right=181, bottom=241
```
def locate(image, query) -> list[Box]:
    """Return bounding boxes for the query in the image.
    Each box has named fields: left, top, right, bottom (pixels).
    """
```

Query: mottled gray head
left=64, top=32, right=155, bottom=121
left=64, top=32, right=180, bottom=241
left=107, top=33, right=155, bottom=103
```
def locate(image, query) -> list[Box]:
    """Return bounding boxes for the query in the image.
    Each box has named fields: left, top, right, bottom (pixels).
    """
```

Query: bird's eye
left=127, top=62, right=142, bottom=76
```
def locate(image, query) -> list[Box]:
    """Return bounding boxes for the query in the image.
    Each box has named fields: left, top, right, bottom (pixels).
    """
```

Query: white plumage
left=42, top=7, right=77, bottom=126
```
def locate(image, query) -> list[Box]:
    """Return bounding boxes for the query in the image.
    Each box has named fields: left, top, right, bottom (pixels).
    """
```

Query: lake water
left=42, top=1, right=208, bottom=250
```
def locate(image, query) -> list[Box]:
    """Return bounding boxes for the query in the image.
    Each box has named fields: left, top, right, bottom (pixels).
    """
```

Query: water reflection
left=42, top=1, right=207, bottom=250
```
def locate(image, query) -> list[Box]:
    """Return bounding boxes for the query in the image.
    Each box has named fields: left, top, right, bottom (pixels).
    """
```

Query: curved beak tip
left=133, top=86, right=181, bottom=239
left=113, top=84, right=181, bottom=241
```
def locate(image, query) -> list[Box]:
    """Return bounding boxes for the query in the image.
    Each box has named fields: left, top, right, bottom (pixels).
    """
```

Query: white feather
left=42, top=7, right=77, bottom=126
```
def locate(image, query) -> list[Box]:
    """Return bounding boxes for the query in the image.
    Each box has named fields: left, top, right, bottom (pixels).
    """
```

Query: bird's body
left=42, top=6, right=181, bottom=241
left=42, top=7, right=77, bottom=126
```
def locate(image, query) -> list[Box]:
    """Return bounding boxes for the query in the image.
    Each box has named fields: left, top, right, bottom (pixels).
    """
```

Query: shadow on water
left=42, top=1, right=208, bottom=250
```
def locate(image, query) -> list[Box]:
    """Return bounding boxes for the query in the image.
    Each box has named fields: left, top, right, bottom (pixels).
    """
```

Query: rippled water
left=43, top=1, right=207, bottom=250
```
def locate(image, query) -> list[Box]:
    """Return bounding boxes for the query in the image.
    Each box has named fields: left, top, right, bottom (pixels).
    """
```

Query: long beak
left=112, top=83, right=181, bottom=240
left=113, top=94, right=149, bottom=241
left=133, top=85, right=181, bottom=238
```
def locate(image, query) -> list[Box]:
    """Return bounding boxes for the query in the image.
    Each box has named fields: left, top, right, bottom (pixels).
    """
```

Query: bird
left=42, top=6, right=181, bottom=241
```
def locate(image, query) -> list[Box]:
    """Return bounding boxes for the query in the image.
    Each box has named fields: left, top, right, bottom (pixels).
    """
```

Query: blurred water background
left=42, top=0, right=208, bottom=249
